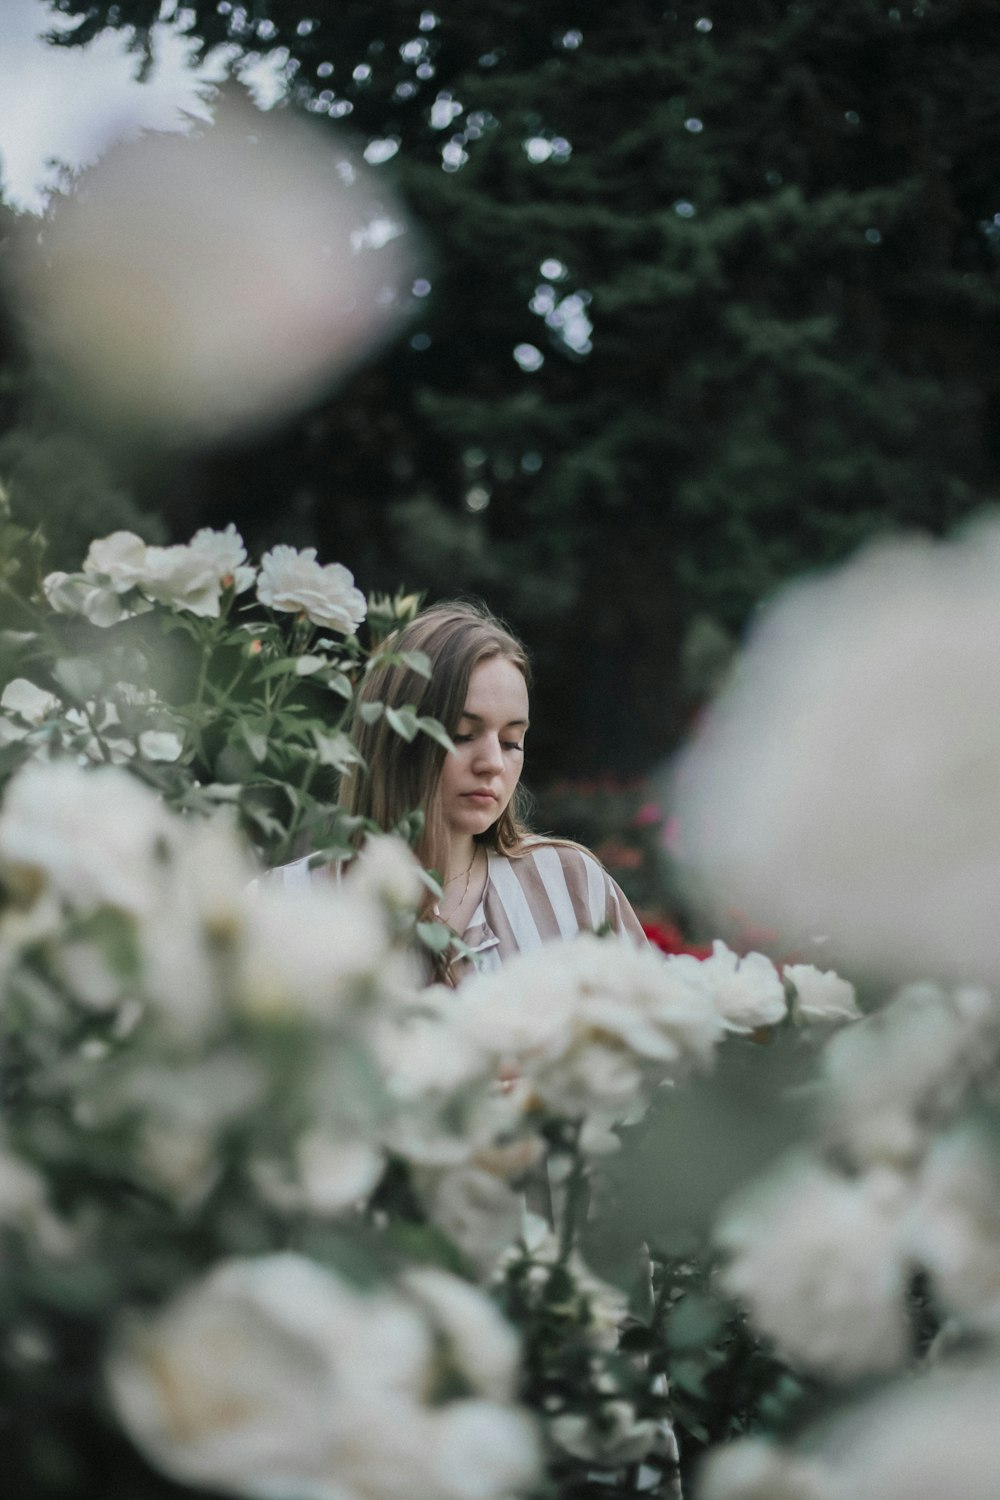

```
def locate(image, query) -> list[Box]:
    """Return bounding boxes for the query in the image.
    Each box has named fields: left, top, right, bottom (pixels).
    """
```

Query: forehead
left=462, top=656, right=529, bottom=719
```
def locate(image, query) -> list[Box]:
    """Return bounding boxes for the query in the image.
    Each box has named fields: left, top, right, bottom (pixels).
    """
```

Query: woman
left=337, top=600, right=647, bottom=981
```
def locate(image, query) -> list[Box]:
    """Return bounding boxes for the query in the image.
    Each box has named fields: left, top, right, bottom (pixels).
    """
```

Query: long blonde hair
left=339, top=600, right=534, bottom=881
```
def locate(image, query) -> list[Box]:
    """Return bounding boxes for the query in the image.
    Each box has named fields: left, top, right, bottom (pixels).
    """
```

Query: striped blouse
left=462, top=840, right=646, bottom=973
left=270, top=839, right=647, bottom=978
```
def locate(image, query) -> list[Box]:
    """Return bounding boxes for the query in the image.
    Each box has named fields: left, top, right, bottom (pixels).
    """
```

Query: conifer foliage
left=44, top=0, right=1000, bottom=766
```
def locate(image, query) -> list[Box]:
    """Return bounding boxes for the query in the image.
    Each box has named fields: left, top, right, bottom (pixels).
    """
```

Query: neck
left=444, top=836, right=477, bottom=885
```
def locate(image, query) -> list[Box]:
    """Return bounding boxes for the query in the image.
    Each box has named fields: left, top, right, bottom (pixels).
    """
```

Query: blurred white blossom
left=0, top=678, right=61, bottom=725
left=107, top=1252, right=538, bottom=1500
left=257, top=545, right=367, bottom=633
left=456, top=935, right=723, bottom=1124
left=697, top=1438, right=840, bottom=1500
left=672, top=517, right=1000, bottom=987
left=819, top=982, right=1000, bottom=1168
left=15, top=97, right=414, bottom=439
left=907, top=1124, right=1000, bottom=1332
left=0, top=761, right=175, bottom=913
left=783, top=963, right=859, bottom=1026
left=715, top=1154, right=912, bottom=1379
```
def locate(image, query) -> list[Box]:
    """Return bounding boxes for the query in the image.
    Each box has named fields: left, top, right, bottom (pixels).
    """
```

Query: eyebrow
left=458, top=711, right=530, bottom=729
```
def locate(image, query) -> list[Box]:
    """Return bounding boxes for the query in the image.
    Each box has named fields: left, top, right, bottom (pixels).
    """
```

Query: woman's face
left=438, top=655, right=529, bottom=841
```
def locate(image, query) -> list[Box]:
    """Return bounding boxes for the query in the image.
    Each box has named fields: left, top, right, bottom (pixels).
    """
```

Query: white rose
left=106, top=1253, right=431, bottom=1498
left=672, top=516, right=1000, bottom=989
left=401, top=1266, right=521, bottom=1401
left=83, top=530, right=148, bottom=591
left=666, top=940, right=786, bottom=1034
left=716, top=1153, right=912, bottom=1380
left=819, top=982, right=1000, bottom=1168
left=257, top=545, right=367, bottom=633
left=422, top=1166, right=524, bottom=1275
left=141, top=543, right=224, bottom=617
left=0, top=678, right=61, bottom=725
left=698, top=1437, right=841, bottom=1500
left=43, top=569, right=131, bottom=626
left=550, top=1401, right=660, bottom=1465
left=784, top=963, right=859, bottom=1026
left=294, top=1131, right=385, bottom=1214
left=190, top=523, right=257, bottom=593
left=236, top=880, right=402, bottom=1027
left=906, top=1125, right=1000, bottom=1331
left=818, top=1361, right=1000, bottom=1500
left=138, top=730, right=184, bottom=762
left=0, top=761, right=175, bottom=913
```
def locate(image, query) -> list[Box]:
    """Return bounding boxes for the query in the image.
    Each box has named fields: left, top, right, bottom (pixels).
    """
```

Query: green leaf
left=294, top=655, right=326, bottom=676
left=385, top=705, right=418, bottom=741
left=416, top=920, right=452, bottom=954
left=359, top=700, right=384, bottom=725
left=312, top=730, right=362, bottom=770
left=399, top=649, right=432, bottom=678
left=415, top=716, right=455, bottom=753
left=327, top=672, right=354, bottom=700
left=239, top=721, right=269, bottom=764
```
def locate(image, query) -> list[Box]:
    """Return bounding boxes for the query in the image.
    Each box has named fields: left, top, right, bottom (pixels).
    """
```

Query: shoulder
left=493, top=838, right=647, bottom=945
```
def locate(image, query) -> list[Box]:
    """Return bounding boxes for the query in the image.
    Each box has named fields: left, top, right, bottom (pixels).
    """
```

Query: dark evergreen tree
left=31, top=0, right=1000, bottom=770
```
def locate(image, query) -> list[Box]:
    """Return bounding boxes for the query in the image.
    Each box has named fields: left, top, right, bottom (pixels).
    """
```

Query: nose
left=473, top=734, right=504, bottom=774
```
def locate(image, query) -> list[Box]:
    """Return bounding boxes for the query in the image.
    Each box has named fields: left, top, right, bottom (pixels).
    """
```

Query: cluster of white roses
left=41, top=525, right=367, bottom=634
left=712, top=978, right=1000, bottom=1384
left=108, top=1254, right=539, bottom=1500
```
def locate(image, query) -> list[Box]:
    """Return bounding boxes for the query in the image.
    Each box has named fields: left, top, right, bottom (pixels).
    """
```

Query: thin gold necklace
left=435, top=847, right=478, bottom=923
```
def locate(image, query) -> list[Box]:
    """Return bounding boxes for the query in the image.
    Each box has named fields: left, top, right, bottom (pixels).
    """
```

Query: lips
left=462, top=790, right=497, bottom=802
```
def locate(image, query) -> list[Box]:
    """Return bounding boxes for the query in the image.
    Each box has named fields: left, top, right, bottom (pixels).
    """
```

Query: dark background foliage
left=6, top=0, right=1000, bottom=777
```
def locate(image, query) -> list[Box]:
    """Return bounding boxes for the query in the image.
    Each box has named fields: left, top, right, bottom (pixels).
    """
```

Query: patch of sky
left=465, top=485, right=491, bottom=511
left=431, top=94, right=463, bottom=129
left=412, top=279, right=432, bottom=296
left=684, top=117, right=704, bottom=133
left=410, top=332, right=432, bottom=350
left=416, top=63, right=435, bottom=79
left=317, top=61, right=333, bottom=77
left=560, top=30, right=583, bottom=48
left=442, top=139, right=468, bottom=171
left=674, top=199, right=696, bottom=217
left=540, top=258, right=567, bottom=280
left=523, top=136, right=572, bottom=164
left=296, top=18, right=316, bottom=36
left=353, top=63, right=372, bottom=81
left=695, top=16, right=713, bottom=30
left=400, top=38, right=428, bottom=62
left=394, top=82, right=417, bottom=100
left=514, top=343, right=544, bottom=372
left=420, top=12, right=440, bottom=30
left=363, top=138, right=400, bottom=165
left=521, top=452, right=543, bottom=473
left=864, top=227, right=882, bottom=244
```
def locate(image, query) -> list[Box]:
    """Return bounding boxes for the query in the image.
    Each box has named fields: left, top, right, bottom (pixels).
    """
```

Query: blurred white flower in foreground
left=783, top=963, right=859, bottom=1026
left=715, top=1153, right=912, bottom=1379
left=697, top=1436, right=838, bottom=1500
left=257, top=545, right=367, bottom=633
left=0, top=760, right=174, bottom=912
left=456, top=934, right=723, bottom=1123
left=107, top=1253, right=539, bottom=1500
left=672, top=516, right=1000, bottom=986
left=700, top=1361, right=1000, bottom=1500
left=13, top=95, right=414, bottom=439
left=819, top=981, right=1000, bottom=1168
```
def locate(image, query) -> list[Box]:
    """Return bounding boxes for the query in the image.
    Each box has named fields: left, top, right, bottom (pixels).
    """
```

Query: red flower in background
left=642, top=920, right=713, bottom=960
